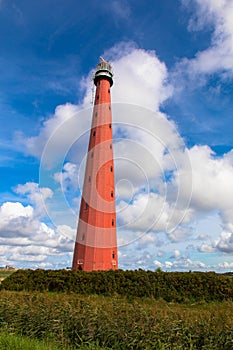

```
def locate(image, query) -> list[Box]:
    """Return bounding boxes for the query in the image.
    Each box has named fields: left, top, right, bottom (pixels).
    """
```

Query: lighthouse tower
left=72, top=58, right=118, bottom=271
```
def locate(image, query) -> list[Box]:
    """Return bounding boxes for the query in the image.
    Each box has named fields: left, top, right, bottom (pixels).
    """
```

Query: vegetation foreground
left=1, top=270, right=233, bottom=349
left=0, top=291, right=233, bottom=349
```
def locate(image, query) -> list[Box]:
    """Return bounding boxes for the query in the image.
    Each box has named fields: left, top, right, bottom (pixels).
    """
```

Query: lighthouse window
left=110, top=166, right=113, bottom=172
left=97, top=95, right=99, bottom=99
left=93, top=130, right=96, bottom=136
left=85, top=203, right=89, bottom=210
left=82, top=234, right=85, bottom=241
left=112, top=251, right=115, bottom=259
left=111, top=191, right=114, bottom=198
left=91, top=152, right=94, bottom=158
left=109, top=124, right=112, bottom=128
left=88, top=176, right=91, bottom=182
left=110, top=144, right=112, bottom=149
left=95, top=112, right=98, bottom=117
left=112, top=219, right=114, bottom=226
left=108, top=88, right=110, bottom=93
left=109, top=106, right=111, bottom=110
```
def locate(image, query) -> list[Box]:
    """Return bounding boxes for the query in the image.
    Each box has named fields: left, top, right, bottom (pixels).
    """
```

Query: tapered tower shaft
left=72, top=59, right=118, bottom=271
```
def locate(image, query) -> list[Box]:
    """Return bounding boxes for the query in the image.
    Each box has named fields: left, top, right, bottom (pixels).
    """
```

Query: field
left=0, top=270, right=15, bottom=283
left=1, top=290, right=233, bottom=349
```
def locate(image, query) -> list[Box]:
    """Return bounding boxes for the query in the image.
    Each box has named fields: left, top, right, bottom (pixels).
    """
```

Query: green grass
left=0, top=270, right=14, bottom=280
left=0, top=332, right=110, bottom=350
left=0, top=332, right=62, bottom=350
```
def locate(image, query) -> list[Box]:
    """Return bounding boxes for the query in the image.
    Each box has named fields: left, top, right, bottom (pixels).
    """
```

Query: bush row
left=1, top=269, right=233, bottom=302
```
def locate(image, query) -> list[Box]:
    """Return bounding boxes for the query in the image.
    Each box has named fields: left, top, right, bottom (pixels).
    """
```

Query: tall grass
left=1, top=291, right=233, bottom=349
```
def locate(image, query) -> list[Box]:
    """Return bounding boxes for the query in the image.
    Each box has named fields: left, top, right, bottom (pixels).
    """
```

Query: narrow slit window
left=93, top=130, right=96, bottom=136
left=88, top=176, right=91, bottom=183
left=111, top=191, right=114, bottom=198
left=91, top=152, right=94, bottom=158
left=110, top=166, right=113, bottom=172
left=95, top=112, right=98, bottom=117
left=82, top=234, right=85, bottom=241
left=85, top=203, right=89, bottom=210
left=108, top=88, right=110, bottom=93
left=112, top=219, right=114, bottom=226
left=112, top=251, right=115, bottom=259
left=109, top=106, right=111, bottom=110
left=109, top=124, right=112, bottom=128
left=110, top=144, right=112, bottom=149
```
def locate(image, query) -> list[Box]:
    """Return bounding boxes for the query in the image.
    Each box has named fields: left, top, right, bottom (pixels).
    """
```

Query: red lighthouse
left=72, top=58, right=118, bottom=271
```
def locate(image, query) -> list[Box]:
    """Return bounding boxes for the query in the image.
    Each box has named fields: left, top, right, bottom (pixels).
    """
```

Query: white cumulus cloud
left=0, top=184, right=74, bottom=268
left=182, top=0, right=233, bottom=76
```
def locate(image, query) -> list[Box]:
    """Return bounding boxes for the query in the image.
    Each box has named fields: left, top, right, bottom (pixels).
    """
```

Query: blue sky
left=1, top=0, right=233, bottom=271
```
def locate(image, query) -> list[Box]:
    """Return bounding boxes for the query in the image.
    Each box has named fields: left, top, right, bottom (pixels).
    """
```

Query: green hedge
left=1, top=269, right=233, bottom=302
